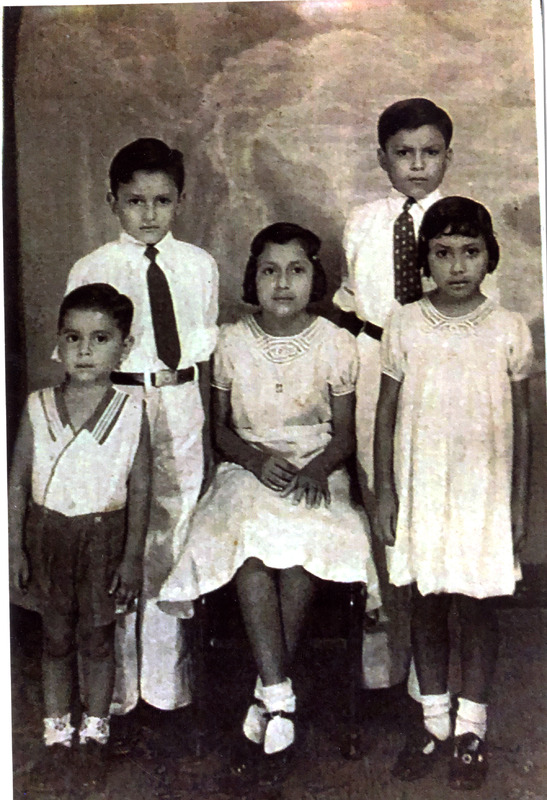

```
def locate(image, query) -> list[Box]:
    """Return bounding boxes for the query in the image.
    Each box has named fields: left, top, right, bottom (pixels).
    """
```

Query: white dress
left=159, top=315, right=380, bottom=614
left=381, top=296, right=534, bottom=598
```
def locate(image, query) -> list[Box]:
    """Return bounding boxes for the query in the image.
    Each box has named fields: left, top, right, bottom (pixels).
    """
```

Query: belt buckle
left=154, top=369, right=178, bottom=388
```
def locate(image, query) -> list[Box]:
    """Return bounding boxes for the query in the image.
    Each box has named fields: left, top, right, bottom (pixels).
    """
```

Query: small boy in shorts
left=64, top=138, right=219, bottom=719
left=9, top=283, right=150, bottom=771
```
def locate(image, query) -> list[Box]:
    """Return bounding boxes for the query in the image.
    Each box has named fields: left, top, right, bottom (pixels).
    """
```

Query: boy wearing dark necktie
left=64, top=138, right=219, bottom=729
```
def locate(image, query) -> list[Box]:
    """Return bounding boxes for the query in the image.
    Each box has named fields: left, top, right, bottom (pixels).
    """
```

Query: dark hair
left=242, top=222, right=327, bottom=305
left=109, top=138, right=185, bottom=197
left=418, top=196, right=500, bottom=276
left=378, top=98, right=453, bottom=150
left=58, top=283, right=134, bottom=339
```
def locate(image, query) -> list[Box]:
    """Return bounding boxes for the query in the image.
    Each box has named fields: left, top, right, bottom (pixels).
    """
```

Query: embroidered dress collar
left=246, top=314, right=321, bottom=364
left=419, top=294, right=496, bottom=331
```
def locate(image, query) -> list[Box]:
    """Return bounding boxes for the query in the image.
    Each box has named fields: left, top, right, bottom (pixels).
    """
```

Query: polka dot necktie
left=145, top=244, right=181, bottom=370
left=393, top=197, right=422, bottom=305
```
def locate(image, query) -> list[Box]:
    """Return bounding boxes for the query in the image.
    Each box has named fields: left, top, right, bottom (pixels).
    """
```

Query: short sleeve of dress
left=380, top=305, right=405, bottom=383
left=327, top=326, right=359, bottom=395
left=211, top=324, right=236, bottom=391
left=507, top=313, right=534, bottom=381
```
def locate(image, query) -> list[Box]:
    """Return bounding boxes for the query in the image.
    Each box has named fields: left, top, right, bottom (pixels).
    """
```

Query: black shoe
left=392, top=729, right=446, bottom=781
left=449, top=733, right=488, bottom=791
left=257, top=744, right=295, bottom=786
left=27, top=745, right=74, bottom=795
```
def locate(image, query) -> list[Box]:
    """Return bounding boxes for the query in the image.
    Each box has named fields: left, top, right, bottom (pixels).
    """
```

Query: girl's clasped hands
left=256, top=453, right=331, bottom=508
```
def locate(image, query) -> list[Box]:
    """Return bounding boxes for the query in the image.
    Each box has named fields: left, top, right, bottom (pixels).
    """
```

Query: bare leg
left=411, top=588, right=451, bottom=696
left=457, top=595, right=499, bottom=704
left=278, top=566, right=317, bottom=663
left=79, top=622, right=116, bottom=718
left=42, top=612, right=76, bottom=718
left=236, top=558, right=285, bottom=686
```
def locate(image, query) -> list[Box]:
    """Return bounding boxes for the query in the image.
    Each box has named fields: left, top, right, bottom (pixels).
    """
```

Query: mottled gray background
left=11, top=0, right=546, bottom=561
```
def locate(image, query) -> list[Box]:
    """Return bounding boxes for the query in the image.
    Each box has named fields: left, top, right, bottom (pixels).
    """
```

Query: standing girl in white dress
left=159, top=222, right=379, bottom=769
left=375, top=197, right=533, bottom=790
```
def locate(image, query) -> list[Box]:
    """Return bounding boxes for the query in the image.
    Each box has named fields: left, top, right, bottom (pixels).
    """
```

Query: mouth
left=447, top=281, right=469, bottom=288
left=75, top=363, right=95, bottom=369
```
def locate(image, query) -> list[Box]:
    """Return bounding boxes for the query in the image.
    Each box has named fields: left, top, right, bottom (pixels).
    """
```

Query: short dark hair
left=109, top=138, right=185, bottom=197
left=378, top=98, right=453, bottom=150
left=58, top=283, right=134, bottom=339
left=418, top=196, right=500, bottom=277
left=242, top=222, right=327, bottom=306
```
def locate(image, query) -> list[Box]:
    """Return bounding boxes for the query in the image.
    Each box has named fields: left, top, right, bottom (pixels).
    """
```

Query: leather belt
left=362, top=320, right=383, bottom=341
left=111, top=366, right=196, bottom=388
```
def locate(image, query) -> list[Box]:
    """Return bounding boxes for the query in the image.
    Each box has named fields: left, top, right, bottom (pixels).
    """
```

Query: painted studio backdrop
left=7, top=0, right=546, bottom=566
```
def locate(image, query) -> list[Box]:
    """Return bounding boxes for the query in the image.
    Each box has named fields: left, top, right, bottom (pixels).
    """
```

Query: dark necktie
left=393, top=197, right=422, bottom=305
left=145, top=245, right=181, bottom=370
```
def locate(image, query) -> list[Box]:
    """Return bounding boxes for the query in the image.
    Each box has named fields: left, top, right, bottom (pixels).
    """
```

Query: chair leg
left=191, top=596, right=208, bottom=758
left=342, top=582, right=365, bottom=760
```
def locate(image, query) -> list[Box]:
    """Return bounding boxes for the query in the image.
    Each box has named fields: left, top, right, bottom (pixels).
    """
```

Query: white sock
left=79, top=712, right=110, bottom=745
left=43, top=713, right=75, bottom=748
left=243, top=676, right=268, bottom=744
left=422, top=692, right=451, bottom=741
left=261, top=678, right=296, bottom=755
left=407, top=659, right=423, bottom=703
left=454, top=697, right=487, bottom=740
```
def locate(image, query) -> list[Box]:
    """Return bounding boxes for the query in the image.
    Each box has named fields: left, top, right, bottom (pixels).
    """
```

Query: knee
left=79, top=624, right=115, bottom=661
left=43, top=627, right=76, bottom=660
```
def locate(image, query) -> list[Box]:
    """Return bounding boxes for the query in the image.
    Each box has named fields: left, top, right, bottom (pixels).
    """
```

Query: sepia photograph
left=4, top=1, right=546, bottom=798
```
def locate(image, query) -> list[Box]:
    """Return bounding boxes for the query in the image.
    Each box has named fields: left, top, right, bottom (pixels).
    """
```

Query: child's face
left=427, top=233, right=489, bottom=303
left=58, top=309, right=132, bottom=386
left=108, top=170, right=181, bottom=245
left=378, top=125, right=452, bottom=200
left=256, top=240, right=314, bottom=321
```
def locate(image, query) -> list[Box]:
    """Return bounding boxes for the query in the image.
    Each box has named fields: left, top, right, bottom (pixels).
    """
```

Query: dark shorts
left=25, top=503, right=127, bottom=628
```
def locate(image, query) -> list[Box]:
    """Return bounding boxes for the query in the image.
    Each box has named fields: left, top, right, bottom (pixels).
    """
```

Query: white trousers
left=111, top=381, right=204, bottom=713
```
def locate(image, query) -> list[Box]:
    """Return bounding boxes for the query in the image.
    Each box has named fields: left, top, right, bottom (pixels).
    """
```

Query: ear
left=107, top=191, right=118, bottom=214
left=445, top=147, right=453, bottom=166
left=121, top=334, right=134, bottom=360
left=174, top=192, right=184, bottom=217
left=377, top=147, right=388, bottom=172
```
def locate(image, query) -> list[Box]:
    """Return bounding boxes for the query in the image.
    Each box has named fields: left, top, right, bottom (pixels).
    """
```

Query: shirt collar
left=118, top=230, right=174, bottom=252
left=390, top=187, right=442, bottom=212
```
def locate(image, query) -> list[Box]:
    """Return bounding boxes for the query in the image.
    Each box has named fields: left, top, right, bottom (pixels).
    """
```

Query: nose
left=450, top=253, right=466, bottom=274
left=78, top=336, right=91, bottom=355
left=276, top=268, right=290, bottom=288
left=143, top=202, right=157, bottom=222
left=411, top=150, right=424, bottom=171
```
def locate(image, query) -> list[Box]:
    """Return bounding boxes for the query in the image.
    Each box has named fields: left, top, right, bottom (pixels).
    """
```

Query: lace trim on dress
left=419, top=295, right=496, bottom=334
left=246, top=315, right=322, bottom=364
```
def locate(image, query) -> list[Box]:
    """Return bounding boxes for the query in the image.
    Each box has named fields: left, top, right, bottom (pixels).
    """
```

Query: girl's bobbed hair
left=242, top=222, right=328, bottom=305
left=418, top=196, right=500, bottom=276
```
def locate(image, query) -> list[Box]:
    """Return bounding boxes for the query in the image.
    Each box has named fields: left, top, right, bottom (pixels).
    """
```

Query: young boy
left=63, top=138, right=219, bottom=720
left=9, top=284, right=150, bottom=781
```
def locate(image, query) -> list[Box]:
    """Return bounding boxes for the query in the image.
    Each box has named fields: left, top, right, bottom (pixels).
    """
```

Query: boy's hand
left=109, top=555, right=143, bottom=611
left=375, top=486, right=399, bottom=546
left=281, top=463, right=331, bottom=508
left=199, top=435, right=215, bottom=499
left=257, top=455, right=298, bottom=492
left=10, top=548, right=29, bottom=593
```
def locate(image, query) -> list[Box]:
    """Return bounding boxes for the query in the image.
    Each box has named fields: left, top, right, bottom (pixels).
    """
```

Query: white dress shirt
left=333, top=189, right=443, bottom=327
left=65, top=231, right=219, bottom=372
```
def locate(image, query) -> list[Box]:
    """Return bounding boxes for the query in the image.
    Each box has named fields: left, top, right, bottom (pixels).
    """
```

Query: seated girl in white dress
left=159, top=222, right=379, bottom=769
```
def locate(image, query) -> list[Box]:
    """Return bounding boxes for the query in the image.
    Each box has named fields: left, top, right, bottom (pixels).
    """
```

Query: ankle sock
left=43, top=713, right=75, bottom=748
left=454, top=697, right=487, bottom=740
left=261, top=678, right=296, bottom=755
left=79, top=712, right=110, bottom=745
left=422, top=692, right=451, bottom=741
left=243, top=676, right=268, bottom=744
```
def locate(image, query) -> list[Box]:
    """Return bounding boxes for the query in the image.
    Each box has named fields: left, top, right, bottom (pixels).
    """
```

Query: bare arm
left=283, top=391, right=356, bottom=508
left=212, top=387, right=297, bottom=491
left=110, top=411, right=151, bottom=607
left=197, top=359, right=214, bottom=497
left=8, top=406, right=33, bottom=590
left=511, top=379, right=530, bottom=555
left=373, top=374, right=401, bottom=546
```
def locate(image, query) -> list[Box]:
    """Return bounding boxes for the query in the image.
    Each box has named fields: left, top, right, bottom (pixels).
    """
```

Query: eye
left=433, top=248, right=448, bottom=259
left=425, top=148, right=440, bottom=156
left=291, top=264, right=306, bottom=274
left=465, top=247, right=480, bottom=257
left=396, top=148, right=409, bottom=157
left=157, top=197, right=172, bottom=206
left=259, top=266, right=275, bottom=276
left=95, top=333, right=110, bottom=344
left=128, top=198, right=143, bottom=206
left=65, top=333, right=78, bottom=343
